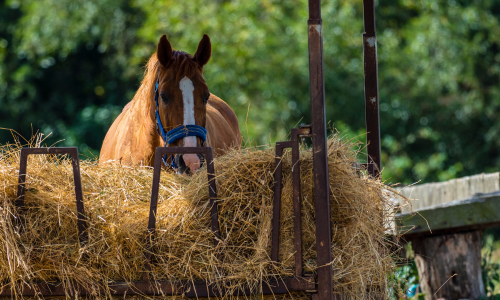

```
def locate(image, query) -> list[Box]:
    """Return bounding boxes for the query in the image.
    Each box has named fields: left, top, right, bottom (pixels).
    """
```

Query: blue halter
left=154, top=79, right=207, bottom=169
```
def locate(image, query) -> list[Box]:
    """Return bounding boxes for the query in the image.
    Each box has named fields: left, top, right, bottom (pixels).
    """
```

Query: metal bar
left=291, top=128, right=303, bottom=277
left=0, top=276, right=315, bottom=297
left=15, top=149, right=28, bottom=209
left=143, top=146, right=165, bottom=277
left=146, top=147, right=220, bottom=274
left=204, top=148, right=221, bottom=247
left=147, top=147, right=165, bottom=236
left=362, top=4, right=384, bottom=297
left=271, top=127, right=310, bottom=274
left=148, top=147, right=220, bottom=244
left=362, top=0, right=381, bottom=178
left=15, top=147, right=88, bottom=244
left=144, top=148, right=162, bottom=276
left=307, top=0, right=334, bottom=299
left=271, top=141, right=292, bottom=262
left=69, top=149, right=87, bottom=245
left=15, top=149, right=28, bottom=228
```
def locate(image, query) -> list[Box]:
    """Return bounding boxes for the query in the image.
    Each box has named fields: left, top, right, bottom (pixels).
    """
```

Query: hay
left=0, top=134, right=401, bottom=299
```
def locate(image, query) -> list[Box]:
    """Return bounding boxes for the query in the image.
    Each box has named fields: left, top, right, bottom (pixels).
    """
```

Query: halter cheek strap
left=154, top=78, right=208, bottom=169
left=154, top=80, right=168, bottom=144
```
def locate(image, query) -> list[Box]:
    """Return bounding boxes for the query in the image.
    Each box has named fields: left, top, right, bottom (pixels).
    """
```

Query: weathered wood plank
left=455, top=176, right=470, bottom=201
left=485, top=172, right=500, bottom=193
left=398, top=172, right=499, bottom=213
left=397, top=191, right=500, bottom=236
left=470, top=173, right=484, bottom=196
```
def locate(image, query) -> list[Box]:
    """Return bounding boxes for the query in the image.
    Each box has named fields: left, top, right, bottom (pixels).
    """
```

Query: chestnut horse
left=99, top=34, right=241, bottom=173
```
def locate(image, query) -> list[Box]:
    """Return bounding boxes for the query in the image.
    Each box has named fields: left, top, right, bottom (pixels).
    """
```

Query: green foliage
left=378, top=0, right=500, bottom=183
left=483, top=232, right=500, bottom=297
left=1, top=0, right=500, bottom=184
left=388, top=262, right=417, bottom=299
left=388, top=242, right=424, bottom=300
left=0, top=0, right=144, bottom=156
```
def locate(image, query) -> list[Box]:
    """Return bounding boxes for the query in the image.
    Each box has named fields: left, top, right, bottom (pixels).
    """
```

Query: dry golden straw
left=0, top=134, right=401, bottom=299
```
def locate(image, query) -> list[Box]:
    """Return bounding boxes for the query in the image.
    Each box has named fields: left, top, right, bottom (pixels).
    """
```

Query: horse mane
left=132, top=51, right=198, bottom=117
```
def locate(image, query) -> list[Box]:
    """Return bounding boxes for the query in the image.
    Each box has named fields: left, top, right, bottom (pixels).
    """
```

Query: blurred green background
left=1, top=0, right=500, bottom=185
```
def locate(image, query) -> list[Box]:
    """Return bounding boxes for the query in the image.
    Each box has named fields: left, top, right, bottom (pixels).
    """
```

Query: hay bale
left=0, top=134, right=400, bottom=299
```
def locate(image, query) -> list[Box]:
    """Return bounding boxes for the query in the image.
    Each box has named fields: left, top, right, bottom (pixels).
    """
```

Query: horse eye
left=160, top=93, right=169, bottom=104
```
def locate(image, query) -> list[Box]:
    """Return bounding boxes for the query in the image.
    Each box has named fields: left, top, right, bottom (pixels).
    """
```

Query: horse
left=99, top=34, right=241, bottom=173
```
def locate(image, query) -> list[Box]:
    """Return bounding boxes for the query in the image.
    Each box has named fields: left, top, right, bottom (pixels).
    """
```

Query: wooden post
left=410, top=231, right=486, bottom=300
left=397, top=187, right=500, bottom=300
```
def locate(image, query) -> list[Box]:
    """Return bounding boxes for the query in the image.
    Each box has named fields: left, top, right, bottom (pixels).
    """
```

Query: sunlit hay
left=0, top=134, right=401, bottom=299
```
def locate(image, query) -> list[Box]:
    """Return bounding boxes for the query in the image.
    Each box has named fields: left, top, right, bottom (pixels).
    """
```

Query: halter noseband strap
left=166, top=125, right=207, bottom=145
left=154, top=78, right=207, bottom=169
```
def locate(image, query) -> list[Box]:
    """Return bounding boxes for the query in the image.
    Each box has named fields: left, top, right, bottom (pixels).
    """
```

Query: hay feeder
left=0, top=0, right=388, bottom=298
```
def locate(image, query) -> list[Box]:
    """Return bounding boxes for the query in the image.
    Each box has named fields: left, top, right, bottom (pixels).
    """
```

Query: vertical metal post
left=362, top=6, right=384, bottom=298
left=70, top=150, right=87, bottom=245
left=362, top=0, right=381, bottom=178
left=271, top=141, right=292, bottom=262
left=147, top=147, right=164, bottom=237
left=16, top=150, right=28, bottom=209
left=291, top=129, right=303, bottom=277
left=307, top=0, right=333, bottom=299
left=204, top=148, right=222, bottom=248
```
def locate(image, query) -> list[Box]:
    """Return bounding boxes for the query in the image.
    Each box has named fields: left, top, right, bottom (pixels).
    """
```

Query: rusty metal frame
left=0, top=276, right=315, bottom=297
left=307, top=1, right=334, bottom=299
left=7, top=146, right=318, bottom=297
left=144, top=146, right=220, bottom=278
left=15, top=147, right=87, bottom=245
left=271, top=126, right=312, bottom=278
left=271, top=140, right=292, bottom=263
left=147, top=147, right=220, bottom=247
left=362, top=0, right=381, bottom=178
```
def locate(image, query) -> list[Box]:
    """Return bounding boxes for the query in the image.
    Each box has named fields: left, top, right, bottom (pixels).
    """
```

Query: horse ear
left=157, top=35, right=173, bottom=67
left=194, top=34, right=211, bottom=67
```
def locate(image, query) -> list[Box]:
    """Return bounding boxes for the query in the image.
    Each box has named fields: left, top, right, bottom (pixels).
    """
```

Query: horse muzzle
left=175, top=153, right=205, bottom=175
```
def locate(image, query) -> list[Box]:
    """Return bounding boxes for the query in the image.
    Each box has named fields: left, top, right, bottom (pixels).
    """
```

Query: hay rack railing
left=8, top=145, right=317, bottom=297
left=4, top=0, right=383, bottom=298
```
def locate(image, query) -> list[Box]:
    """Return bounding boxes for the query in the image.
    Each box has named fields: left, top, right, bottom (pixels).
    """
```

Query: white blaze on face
left=179, top=76, right=196, bottom=147
left=179, top=76, right=200, bottom=173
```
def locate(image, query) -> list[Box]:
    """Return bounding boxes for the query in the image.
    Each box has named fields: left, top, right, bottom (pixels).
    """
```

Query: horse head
left=155, top=34, right=212, bottom=174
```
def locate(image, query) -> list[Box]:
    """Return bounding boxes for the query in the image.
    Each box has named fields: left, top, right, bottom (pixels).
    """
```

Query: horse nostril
left=174, top=153, right=204, bottom=175
left=174, top=154, right=190, bottom=174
